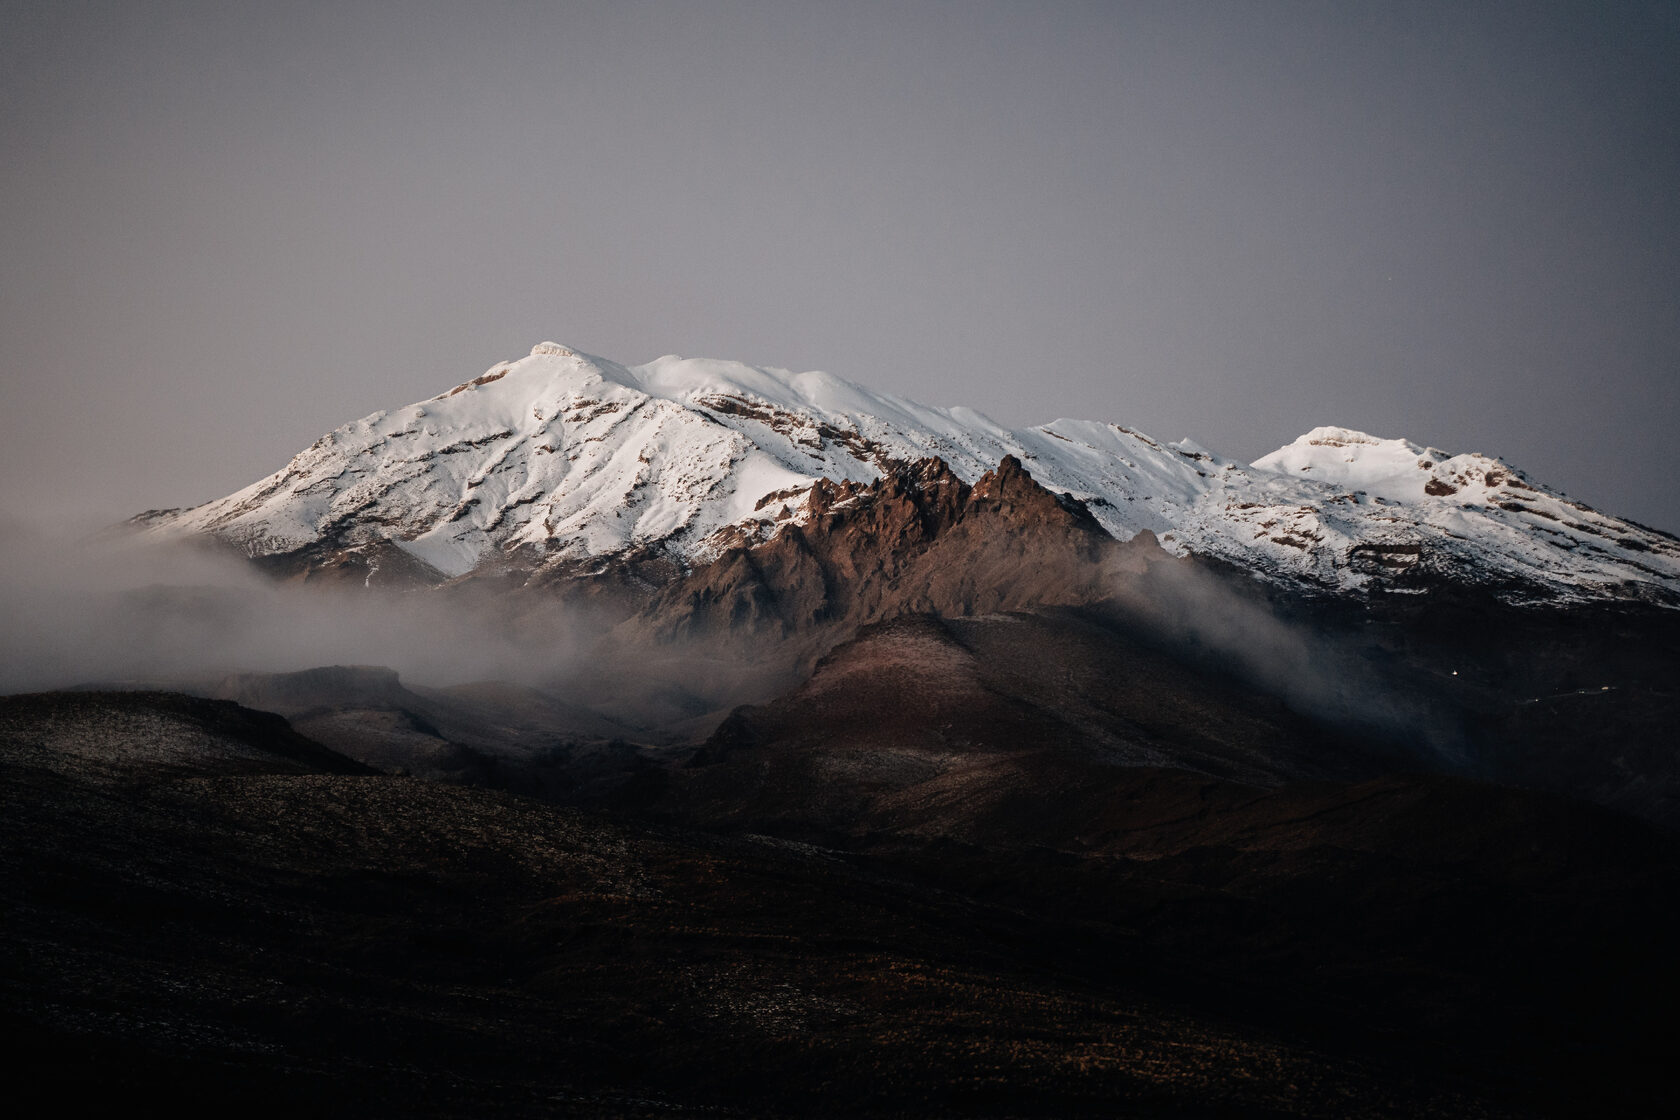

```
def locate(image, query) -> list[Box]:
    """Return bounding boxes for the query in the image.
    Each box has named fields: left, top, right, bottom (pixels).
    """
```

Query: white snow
left=1252, top=426, right=1452, bottom=501
left=138, top=343, right=1680, bottom=603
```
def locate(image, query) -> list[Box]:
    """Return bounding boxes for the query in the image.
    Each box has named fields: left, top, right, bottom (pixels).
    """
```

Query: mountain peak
left=1252, top=427, right=1459, bottom=494
left=134, top=341, right=1680, bottom=606
left=1259, top=425, right=1424, bottom=461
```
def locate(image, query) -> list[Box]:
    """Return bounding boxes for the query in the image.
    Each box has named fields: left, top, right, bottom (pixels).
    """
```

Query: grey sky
left=3, top=0, right=1677, bottom=532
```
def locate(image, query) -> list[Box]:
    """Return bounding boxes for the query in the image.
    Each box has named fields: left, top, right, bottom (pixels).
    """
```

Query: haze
left=3, top=1, right=1677, bottom=532
left=0, top=518, right=592, bottom=693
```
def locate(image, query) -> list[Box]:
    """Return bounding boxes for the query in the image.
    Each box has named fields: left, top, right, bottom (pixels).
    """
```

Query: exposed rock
left=632, top=454, right=1167, bottom=658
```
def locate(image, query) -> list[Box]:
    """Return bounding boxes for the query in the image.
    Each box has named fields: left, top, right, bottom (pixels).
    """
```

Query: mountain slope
left=8, top=687, right=1679, bottom=1117
left=0, top=691, right=372, bottom=781
left=135, top=342, right=1680, bottom=605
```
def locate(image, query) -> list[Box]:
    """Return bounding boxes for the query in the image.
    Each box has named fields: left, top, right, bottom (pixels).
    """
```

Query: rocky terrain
left=6, top=690, right=1678, bottom=1117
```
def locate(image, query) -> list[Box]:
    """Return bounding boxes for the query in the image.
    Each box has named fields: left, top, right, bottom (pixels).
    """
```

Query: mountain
left=643, top=611, right=1395, bottom=844
left=104, top=340, right=1680, bottom=825
left=22, top=344, right=1680, bottom=1115
left=134, top=342, right=1680, bottom=606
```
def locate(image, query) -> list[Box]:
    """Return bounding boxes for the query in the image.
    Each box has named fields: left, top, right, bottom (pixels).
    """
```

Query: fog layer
left=0, top=517, right=591, bottom=694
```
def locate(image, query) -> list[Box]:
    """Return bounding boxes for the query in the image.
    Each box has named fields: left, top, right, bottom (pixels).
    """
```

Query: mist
left=1107, top=550, right=1473, bottom=768
left=0, top=510, right=814, bottom=747
left=0, top=514, right=594, bottom=695
left=0, top=503, right=1519, bottom=771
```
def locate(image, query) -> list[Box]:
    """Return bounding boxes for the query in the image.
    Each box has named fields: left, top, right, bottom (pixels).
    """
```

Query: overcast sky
left=4, top=0, right=1677, bottom=532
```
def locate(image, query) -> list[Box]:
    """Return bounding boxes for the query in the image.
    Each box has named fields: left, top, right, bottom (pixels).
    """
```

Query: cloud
left=0, top=513, right=592, bottom=694
left=1106, top=552, right=1470, bottom=768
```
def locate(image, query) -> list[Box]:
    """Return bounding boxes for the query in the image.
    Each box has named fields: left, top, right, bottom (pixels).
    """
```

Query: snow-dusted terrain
left=137, top=342, right=1680, bottom=604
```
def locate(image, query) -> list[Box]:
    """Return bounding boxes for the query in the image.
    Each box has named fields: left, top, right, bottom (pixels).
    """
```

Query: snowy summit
left=136, top=342, right=1680, bottom=605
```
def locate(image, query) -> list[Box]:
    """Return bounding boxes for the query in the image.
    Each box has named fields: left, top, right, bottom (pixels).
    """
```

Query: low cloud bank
left=1, top=511, right=1472, bottom=762
left=0, top=514, right=592, bottom=695
left=1108, top=554, right=1471, bottom=767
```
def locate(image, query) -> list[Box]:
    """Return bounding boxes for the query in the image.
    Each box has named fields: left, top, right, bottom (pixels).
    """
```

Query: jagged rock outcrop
left=627, top=454, right=1168, bottom=655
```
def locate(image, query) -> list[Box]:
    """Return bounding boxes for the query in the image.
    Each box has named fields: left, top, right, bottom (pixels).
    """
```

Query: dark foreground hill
left=4, top=690, right=1678, bottom=1117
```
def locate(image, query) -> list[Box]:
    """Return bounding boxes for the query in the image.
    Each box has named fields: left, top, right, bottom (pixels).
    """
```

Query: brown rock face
left=634, top=455, right=1164, bottom=655
left=546, top=455, right=1173, bottom=733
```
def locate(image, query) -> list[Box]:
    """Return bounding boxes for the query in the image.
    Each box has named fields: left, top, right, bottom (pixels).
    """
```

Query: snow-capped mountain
left=136, top=342, right=1680, bottom=605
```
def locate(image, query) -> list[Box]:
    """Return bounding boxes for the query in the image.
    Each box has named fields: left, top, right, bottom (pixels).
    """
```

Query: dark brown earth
left=1294, top=587, right=1680, bottom=825
left=5, top=690, right=1677, bottom=1118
